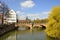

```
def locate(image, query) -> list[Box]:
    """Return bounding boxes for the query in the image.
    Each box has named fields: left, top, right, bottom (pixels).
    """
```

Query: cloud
left=17, top=11, right=50, bottom=20
left=39, top=11, right=50, bottom=19
left=27, top=14, right=39, bottom=17
left=42, top=11, right=50, bottom=15
left=26, top=13, right=41, bottom=20
left=20, top=0, right=35, bottom=8
left=16, top=11, right=26, bottom=20
left=16, top=11, right=24, bottom=14
left=16, top=11, right=20, bottom=14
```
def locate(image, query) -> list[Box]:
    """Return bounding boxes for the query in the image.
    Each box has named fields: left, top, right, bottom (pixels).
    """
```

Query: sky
left=1, top=0, right=60, bottom=20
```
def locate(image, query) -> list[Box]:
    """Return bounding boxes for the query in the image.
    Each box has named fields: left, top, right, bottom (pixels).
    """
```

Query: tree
left=0, top=1, right=9, bottom=15
left=0, top=1, right=9, bottom=24
left=40, top=18, right=48, bottom=23
left=33, top=19, right=40, bottom=23
left=46, top=6, right=60, bottom=38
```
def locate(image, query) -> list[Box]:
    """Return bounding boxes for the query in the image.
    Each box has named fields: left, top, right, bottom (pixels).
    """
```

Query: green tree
left=33, top=19, right=40, bottom=23
left=40, top=19, right=48, bottom=23
left=46, top=6, right=60, bottom=38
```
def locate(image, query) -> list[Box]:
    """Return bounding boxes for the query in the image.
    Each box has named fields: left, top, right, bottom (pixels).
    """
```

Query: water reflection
left=0, top=29, right=58, bottom=40
left=46, top=35, right=58, bottom=40
left=0, top=30, right=16, bottom=40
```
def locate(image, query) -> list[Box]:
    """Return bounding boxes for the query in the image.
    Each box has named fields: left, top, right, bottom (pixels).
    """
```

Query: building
left=6, top=9, right=17, bottom=24
left=3, top=18, right=7, bottom=24
left=0, top=13, right=3, bottom=24
left=18, top=20, right=31, bottom=24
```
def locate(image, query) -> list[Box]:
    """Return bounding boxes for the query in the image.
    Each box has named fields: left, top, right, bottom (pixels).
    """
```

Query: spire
left=26, top=16, right=29, bottom=20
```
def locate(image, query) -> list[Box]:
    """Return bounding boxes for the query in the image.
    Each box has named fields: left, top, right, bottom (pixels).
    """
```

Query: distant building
left=6, top=9, right=17, bottom=24
left=18, top=17, right=32, bottom=24
left=18, top=20, right=31, bottom=24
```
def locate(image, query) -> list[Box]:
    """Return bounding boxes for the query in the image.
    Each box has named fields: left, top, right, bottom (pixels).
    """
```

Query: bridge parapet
left=17, top=23, right=47, bottom=30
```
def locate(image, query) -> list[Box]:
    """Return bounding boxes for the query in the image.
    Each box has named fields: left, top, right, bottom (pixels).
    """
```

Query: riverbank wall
left=0, top=24, right=18, bottom=37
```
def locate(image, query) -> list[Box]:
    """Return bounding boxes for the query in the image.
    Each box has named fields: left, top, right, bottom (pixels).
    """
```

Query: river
left=0, top=28, right=56, bottom=40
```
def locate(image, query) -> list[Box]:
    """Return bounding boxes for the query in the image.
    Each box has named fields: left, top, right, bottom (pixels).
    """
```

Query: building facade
left=0, top=13, right=3, bottom=24
left=7, top=9, right=17, bottom=24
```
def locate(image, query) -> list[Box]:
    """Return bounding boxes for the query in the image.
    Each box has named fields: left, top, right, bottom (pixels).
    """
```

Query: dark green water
left=0, top=29, right=56, bottom=40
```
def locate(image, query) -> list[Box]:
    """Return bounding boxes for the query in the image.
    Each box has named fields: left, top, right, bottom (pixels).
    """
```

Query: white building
left=7, top=9, right=17, bottom=24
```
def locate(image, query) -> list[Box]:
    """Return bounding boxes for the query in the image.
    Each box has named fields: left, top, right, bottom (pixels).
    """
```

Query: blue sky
left=1, top=0, right=60, bottom=20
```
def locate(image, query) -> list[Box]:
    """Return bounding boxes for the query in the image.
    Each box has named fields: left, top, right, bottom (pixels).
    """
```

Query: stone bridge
left=17, top=23, right=46, bottom=30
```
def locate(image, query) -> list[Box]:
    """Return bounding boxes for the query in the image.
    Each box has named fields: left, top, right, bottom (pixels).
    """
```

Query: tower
left=26, top=16, right=29, bottom=20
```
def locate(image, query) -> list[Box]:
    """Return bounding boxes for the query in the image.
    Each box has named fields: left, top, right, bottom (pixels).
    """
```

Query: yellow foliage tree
left=46, top=6, right=60, bottom=38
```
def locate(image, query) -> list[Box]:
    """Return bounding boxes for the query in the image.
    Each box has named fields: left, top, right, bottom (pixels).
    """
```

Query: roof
left=9, top=9, right=16, bottom=14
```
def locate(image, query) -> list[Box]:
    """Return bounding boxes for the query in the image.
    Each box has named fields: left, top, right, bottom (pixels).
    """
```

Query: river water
left=0, top=28, right=56, bottom=40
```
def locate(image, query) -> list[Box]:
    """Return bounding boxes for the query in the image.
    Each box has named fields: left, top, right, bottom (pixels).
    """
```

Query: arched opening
left=33, top=26, right=41, bottom=30
left=18, top=25, right=30, bottom=30
left=40, top=25, right=46, bottom=29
